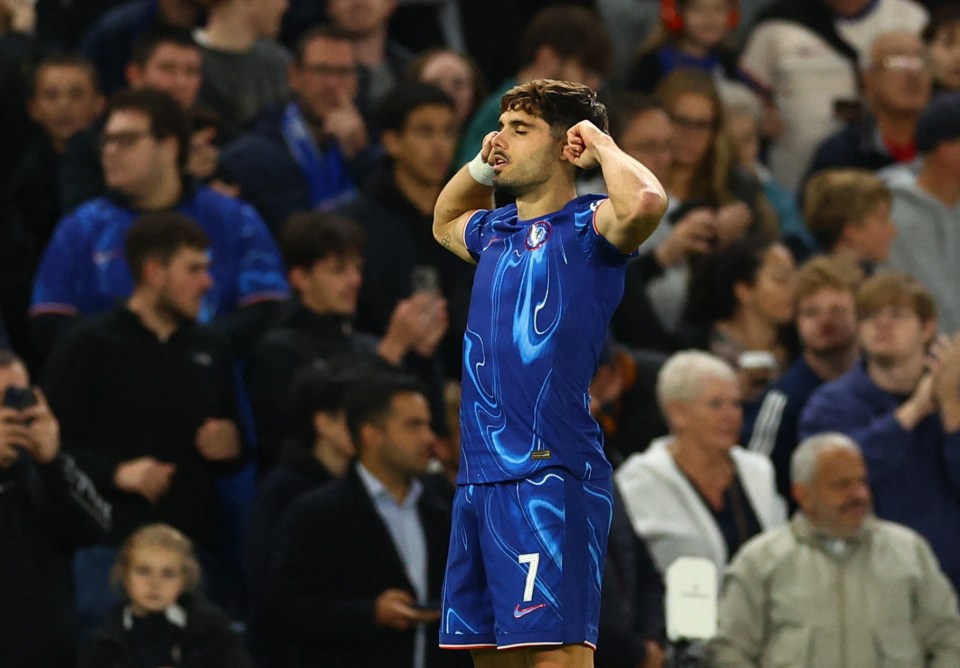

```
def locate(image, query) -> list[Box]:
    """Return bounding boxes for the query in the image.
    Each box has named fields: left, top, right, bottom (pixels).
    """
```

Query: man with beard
left=43, top=211, right=246, bottom=624
left=800, top=271, right=960, bottom=590
left=433, top=79, right=667, bottom=666
left=709, top=432, right=960, bottom=666
left=744, top=256, right=861, bottom=503
left=30, top=88, right=288, bottom=360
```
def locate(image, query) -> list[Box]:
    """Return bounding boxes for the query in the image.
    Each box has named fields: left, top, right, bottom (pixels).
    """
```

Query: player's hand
left=374, top=588, right=440, bottom=630
left=562, top=120, right=608, bottom=170
left=323, top=92, right=368, bottom=159
left=114, top=457, right=176, bottom=504
left=195, top=418, right=242, bottom=461
left=479, top=131, right=498, bottom=164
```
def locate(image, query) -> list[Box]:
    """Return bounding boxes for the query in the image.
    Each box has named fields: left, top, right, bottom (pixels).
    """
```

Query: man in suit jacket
left=258, top=371, right=468, bottom=668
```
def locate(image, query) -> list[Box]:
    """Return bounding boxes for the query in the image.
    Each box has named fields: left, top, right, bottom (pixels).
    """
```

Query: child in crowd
left=628, top=0, right=740, bottom=92
left=78, top=524, right=252, bottom=668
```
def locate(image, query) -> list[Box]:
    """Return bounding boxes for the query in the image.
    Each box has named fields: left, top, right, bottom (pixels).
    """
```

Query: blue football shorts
left=439, top=469, right=613, bottom=650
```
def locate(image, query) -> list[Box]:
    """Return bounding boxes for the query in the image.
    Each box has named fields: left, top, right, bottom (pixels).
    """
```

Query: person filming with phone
left=0, top=349, right=112, bottom=668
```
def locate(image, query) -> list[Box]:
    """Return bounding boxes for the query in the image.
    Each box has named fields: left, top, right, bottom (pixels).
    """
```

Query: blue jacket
left=799, top=362, right=960, bottom=588
left=31, top=185, right=289, bottom=322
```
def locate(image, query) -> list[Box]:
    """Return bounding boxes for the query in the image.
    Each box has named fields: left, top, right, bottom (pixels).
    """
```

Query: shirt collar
left=122, top=602, right=188, bottom=629
left=356, top=462, right=423, bottom=508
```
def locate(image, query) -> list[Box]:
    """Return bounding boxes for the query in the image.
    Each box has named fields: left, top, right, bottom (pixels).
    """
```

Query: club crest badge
left=525, top=221, right=552, bottom=250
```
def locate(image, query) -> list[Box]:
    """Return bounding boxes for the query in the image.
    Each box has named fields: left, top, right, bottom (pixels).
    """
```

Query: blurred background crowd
left=3, top=0, right=960, bottom=666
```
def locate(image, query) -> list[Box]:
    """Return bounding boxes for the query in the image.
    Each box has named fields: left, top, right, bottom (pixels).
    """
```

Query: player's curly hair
left=500, top=79, right=608, bottom=138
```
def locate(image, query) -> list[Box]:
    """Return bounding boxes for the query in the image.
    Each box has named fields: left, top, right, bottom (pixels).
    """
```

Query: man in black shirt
left=0, top=349, right=112, bottom=667
left=44, top=210, right=245, bottom=622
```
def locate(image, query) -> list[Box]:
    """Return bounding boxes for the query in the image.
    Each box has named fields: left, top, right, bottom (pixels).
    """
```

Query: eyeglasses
left=99, top=130, right=153, bottom=149
left=877, top=55, right=929, bottom=72
left=670, top=114, right=716, bottom=132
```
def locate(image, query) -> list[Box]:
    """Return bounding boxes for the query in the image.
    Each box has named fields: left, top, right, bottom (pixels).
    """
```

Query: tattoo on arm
left=441, top=232, right=452, bottom=249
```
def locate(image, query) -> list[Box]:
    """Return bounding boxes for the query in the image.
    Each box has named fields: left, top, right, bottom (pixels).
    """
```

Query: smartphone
left=411, top=265, right=440, bottom=295
left=2, top=386, right=37, bottom=411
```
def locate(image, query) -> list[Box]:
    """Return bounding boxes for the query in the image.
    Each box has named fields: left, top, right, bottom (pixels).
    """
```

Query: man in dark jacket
left=43, top=211, right=246, bottom=622
left=0, top=349, right=112, bottom=667
left=259, top=372, right=470, bottom=668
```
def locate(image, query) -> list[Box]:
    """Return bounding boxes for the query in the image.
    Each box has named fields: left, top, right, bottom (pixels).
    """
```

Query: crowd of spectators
left=3, top=0, right=960, bottom=666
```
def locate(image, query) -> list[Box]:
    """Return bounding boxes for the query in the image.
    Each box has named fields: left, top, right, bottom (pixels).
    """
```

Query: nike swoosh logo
left=513, top=603, right=546, bottom=618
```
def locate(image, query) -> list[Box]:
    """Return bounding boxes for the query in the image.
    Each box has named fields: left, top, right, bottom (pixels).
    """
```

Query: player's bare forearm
left=593, top=136, right=668, bottom=252
left=433, top=165, right=492, bottom=263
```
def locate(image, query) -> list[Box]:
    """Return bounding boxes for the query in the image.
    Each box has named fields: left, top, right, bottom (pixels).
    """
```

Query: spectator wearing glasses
left=805, top=31, right=932, bottom=184
left=30, top=88, right=288, bottom=360
left=219, top=25, right=381, bottom=235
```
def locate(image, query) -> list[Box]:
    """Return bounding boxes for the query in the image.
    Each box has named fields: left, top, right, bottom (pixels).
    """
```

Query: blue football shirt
left=31, top=187, right=289, bottom=322
left=457, top=193, right=634, bottom=484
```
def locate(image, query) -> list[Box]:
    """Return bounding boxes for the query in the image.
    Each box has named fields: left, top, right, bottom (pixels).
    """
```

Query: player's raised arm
left=564, top=120, right=668, bottom=253
left=433, top=132, right=498, bottom=263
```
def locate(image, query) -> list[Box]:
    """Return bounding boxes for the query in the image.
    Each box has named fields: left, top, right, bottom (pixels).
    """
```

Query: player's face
left=29, top=65, right=103, bottom=150
left=130, top=43, right=203, bottom=109
left=490, top=110, right=563, bottom=197
left=682, top=0, right=733, bottom=50
left=929, top=24, right=960, bottom=90
left=739, top=244, right=796, bottom=326
left=295, top=252, right=363, bottom=316
left=377, top=392, right=435, bottom=477
left=155, top=246, right=213, bottom=322
left=859, top=302, right=934, bottom=367
left=418, top=52, right=475, bottom=127
left=672, top=375, right=742, bottom=454
left=669, top=92, right=717, bottom=169
left=796, top=288, right=858, bottom=357
left=385, top=104, right=457, bottom=187
left=124, top=545, right=187, bottom=615
left=794, top=447, right=871, bottom=538
left=291, top=37, right=359, bottom=122
left=100, top=110, right=177, bottom=198
left=844, top=201, right=897, bottom=264
left=617, top=108, right=673, bottom=181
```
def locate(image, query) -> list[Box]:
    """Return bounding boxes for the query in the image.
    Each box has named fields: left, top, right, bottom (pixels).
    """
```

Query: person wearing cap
left=708, top=432, right=960, bottom=667
left=881, top=91, right=960, bottom=332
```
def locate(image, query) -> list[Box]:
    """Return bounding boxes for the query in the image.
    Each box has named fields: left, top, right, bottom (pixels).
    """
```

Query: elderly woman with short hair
left=615, top=350, right=786, bottom=576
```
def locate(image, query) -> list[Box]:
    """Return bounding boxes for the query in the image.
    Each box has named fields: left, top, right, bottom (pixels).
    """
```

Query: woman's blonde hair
left=111, top=523, right=202, bottom=593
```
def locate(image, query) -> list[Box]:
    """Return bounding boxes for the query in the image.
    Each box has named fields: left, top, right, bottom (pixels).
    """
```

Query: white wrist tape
left=467, top=151, right=495, bottom=186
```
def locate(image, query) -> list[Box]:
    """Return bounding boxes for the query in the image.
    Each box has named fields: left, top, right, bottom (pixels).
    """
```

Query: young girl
left=78, top=524, right=252, bottom=668
left=628, top=0, right=741, bottom=92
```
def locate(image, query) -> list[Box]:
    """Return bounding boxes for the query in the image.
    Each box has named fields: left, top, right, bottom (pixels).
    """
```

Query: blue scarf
left=280, top=102, right=355, bottom=208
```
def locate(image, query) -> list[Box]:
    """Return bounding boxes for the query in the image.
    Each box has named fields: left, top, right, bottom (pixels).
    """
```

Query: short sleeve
left=234, top=204, right=290, bottom=307
left=463, top=208, right=494, bottom=262
left=583, top=197, right=639, bottom=266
